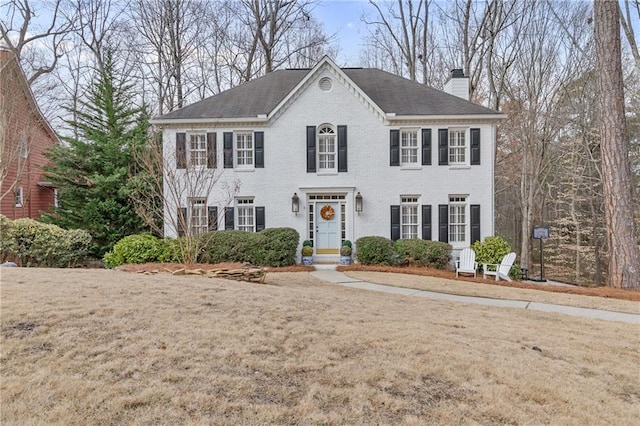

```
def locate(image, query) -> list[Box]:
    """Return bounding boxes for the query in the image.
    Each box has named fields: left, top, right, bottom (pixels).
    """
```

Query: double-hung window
left=401, top=196, right=419, bottom=239
left=189, top=198, right=208, bottom=235
left=236, top=132, right=254, bottom=167
left=449, top=129, right=466, bottom=165
left=400, top=130, right=418, bottom=165
left=318, top=125, right=336, bottom=172
left=449, top=196, right=467, bottom=243
left=236, top=199, right=255, bottom=232
left=189, top=134, right=207, bottom=166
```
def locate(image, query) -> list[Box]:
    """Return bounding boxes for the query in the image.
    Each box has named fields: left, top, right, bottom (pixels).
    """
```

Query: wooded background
left=1, top=0, right=638, bottom=286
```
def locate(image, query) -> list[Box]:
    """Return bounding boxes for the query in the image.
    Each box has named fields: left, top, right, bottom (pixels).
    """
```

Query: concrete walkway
left=310, top=268, right=640, bottom=325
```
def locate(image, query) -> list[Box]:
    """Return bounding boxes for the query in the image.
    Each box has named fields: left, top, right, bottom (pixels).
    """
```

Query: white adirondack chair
left=483, top=252, right=517, bottom=282
left=455, top=248, right=478, bottom=278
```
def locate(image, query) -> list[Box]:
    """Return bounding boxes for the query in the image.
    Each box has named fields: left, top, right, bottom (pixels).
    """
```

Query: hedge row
left=355, top=236, right=452, bottom=269
left=0, top=215, right=92, bottom=267
left=104, top=227, right=299, bottom=268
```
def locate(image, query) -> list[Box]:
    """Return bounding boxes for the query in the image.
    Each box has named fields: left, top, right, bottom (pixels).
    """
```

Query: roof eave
left=149, top=116, right=269, bottom=126
left=387, top=113, right=507, bottom=122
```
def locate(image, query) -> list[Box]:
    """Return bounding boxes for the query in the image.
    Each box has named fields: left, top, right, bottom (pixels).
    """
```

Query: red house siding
left=0, top=49, right=58, bottom=220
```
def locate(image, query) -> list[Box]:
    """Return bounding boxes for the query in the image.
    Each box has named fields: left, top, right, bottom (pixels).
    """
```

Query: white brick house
left=150, top=57, right=504, bottom=261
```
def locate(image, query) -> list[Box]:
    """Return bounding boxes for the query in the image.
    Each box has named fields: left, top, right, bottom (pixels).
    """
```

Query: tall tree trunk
left=594, top=0, right=640, bottom=288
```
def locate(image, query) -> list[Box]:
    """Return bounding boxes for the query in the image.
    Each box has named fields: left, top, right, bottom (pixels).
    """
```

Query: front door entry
left=315, top=202, right=340, bottom=254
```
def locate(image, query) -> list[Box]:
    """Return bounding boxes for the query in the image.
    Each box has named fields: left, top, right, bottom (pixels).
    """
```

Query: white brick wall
left=162, top=67, right=496, bottom=261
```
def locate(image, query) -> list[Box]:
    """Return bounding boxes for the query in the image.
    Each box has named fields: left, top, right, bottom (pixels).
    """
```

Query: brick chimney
left=444, top=69, right=469, bottom=101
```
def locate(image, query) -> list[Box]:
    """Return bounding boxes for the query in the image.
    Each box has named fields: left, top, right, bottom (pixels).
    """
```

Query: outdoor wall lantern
left=292, top=192, right=300, bottom=214
left=355, top=192, right=363, bottom=214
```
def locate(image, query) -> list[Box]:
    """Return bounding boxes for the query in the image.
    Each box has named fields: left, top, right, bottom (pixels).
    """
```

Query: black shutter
left=390, top=129, right=400, bottom=166
left=225, top=207, right=234, bottom=230
left=207, top=132, right=217, bottom=168
left=177, top=207, right=187, bottom=236
left=254, top=131, right=264, bottom=168
left=438, top=129, right=448, bottom=165
left=470, top=128, right=480, bottom=165
left=470, top=204, right=480, bottom=244
left=208, top=206, right=218, bottom=231
left=422, top=205, right=432, bottom=240
left=438, top=204, right=448, bottom=243
left=337, top=125, right=347, bottom=172
left=176, top=133, right=186, bottom=169
left=422, top=129, right=432, bottom=165
left=223, top=132, right=233, bottom=168
left=306, top=126, right=316, bottom=172
left=390, top=205, right=400, bottom=241
left=255, top=206, right=265, bottom=232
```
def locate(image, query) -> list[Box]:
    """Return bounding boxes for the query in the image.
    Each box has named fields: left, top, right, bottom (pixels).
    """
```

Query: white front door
left=315, top=202, right=340, bottom=254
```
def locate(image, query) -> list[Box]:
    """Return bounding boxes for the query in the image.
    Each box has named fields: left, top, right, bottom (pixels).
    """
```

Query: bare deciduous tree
left=620, top=0, right=640, bottom=73
left=363, top=0, right=429, bottom=82
left=0, top=0, right=73, bottom=84
left=130, top=130, right=239, bottom=263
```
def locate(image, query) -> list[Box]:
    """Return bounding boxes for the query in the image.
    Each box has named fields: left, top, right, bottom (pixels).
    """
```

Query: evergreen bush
left=470, top=236, right=511, bottom=267
left=394, top=239, right=451, bottom=269
left=103, top=234, right=172, bottom=268
left=355, top=236, right=395, bottom=265
left=201, top=230, right=254, bottom=264
left=471, top=236, right=520, bottom=279
left=1, top=217, right=91, bottom=267
left=201, top=228, right=299, bottom=267
left=256, top=227, right=299, bottom=267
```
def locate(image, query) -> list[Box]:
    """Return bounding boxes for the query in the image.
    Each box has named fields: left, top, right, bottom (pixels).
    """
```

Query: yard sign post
left=531, top=226, right=550, bottom=282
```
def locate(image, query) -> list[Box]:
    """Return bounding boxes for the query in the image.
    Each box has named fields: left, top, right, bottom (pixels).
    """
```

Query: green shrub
left=340, top=245, right=352, bottom=256
left=2, top=217, right=91, bottom=267
left=355, top=236, right=395, bottom=265
left=165, top=237, right=185, bottom=263
left=103, top=234, right=172, bottom=268
left=201, top=230, right=255, bottom=264
left=341, top=240, right=352, bottom=248
left=471, top=236, right=519, bottom=279
left=471, top=236, right=511, bottom=267
left=303, top=240, right=313, bottom=247
left=257, top=228, right=299, bottom=267
left=0, top=215, right=15, bottom=261
left=201, top=228, right=299, bottom=267
left=57, top=229, right=93, bottom=267
left=394, top=239, right=452, bottom=269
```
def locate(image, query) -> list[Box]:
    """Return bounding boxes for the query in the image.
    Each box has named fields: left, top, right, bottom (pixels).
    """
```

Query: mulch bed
left=118, top=262, right=639, bottom=302
left=337, top=264, right=640, bottom=302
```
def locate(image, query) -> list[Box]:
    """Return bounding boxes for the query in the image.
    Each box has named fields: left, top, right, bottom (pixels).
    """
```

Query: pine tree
left=43, top=52, right=150, bottom=256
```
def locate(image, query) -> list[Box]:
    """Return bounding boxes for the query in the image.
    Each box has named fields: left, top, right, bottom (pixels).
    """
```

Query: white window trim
left=236, top=198, right=255, bottom=232
left=400, top=129, right=420, bottom=168
left=448, top=128, right=469, bottom=167
left=449, top=195, right=468, bottom=245
left=400, top=196, right=420, bottom=239
left=317, top=124, right=337, bottom=174
left=188, top=133, right=207, bottom=167
left=235, top=131, right=254, bottom=169
left=15, top=187, right=24, bottom=208
left=189, top=198, right=208, bottom=235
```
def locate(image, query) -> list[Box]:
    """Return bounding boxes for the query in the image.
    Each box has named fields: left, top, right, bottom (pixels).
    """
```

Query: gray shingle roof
left=154, top=67, right=498, bottom=121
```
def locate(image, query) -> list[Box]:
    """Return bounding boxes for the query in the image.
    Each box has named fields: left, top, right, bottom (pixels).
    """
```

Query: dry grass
left=343, top=271, right=640, bottom=314
left=1, top=268, right=639, bottom=425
